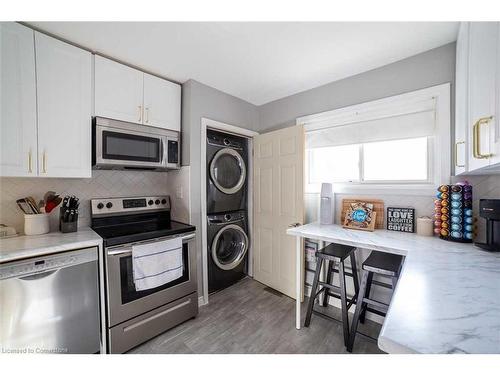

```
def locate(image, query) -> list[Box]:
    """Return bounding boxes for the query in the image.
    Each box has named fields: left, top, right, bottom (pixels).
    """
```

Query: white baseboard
left=304, top=284, right=384, bottom=325
left=198, top=295, right=207, bottom=307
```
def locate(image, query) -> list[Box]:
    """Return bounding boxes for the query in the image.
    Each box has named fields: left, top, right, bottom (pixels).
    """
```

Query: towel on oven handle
left=132, top=237, right=183, bottom=291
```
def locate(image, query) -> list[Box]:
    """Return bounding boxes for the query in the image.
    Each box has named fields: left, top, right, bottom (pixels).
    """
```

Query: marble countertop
left=0, top=227, right=103, bottom=264
left=287, top=223, right=500, bottom=354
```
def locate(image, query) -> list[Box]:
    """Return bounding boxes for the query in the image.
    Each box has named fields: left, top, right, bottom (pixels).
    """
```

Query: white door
left=454, top=22, right=469, bottom=175
left=94, top=55, right=144, bottom=124
left=468, top=22, right=498, bottom=171
left=35, top=32, right=92, bottom=178
left=253, top=125, right=304, bottom=299
left=143, top=73, right=181, bottom=131
left=0, top=23, right=37, bottom=177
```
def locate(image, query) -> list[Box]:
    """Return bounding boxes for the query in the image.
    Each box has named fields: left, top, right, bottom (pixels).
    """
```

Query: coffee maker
left=474, top=199, right=500, bottom=251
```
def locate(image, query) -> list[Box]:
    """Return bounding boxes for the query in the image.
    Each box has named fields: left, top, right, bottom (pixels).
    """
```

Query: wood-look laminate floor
left=129, top=277, right=384, bottom=354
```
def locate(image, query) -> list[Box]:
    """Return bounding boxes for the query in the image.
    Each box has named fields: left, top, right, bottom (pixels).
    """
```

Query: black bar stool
left=347, top=251, right=404, bottom=352
left=304, top=243, right=359, bottom=346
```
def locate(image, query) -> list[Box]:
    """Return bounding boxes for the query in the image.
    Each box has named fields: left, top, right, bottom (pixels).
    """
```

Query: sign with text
left=387, top=207, right=415, bottom=233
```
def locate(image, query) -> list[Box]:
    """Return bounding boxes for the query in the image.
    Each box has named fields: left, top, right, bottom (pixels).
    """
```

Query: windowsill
left=306, top=183, right=437, bottom=197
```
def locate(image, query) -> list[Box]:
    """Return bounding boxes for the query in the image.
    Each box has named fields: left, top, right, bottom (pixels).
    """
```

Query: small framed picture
left=387, top=207, right=415, bottom=233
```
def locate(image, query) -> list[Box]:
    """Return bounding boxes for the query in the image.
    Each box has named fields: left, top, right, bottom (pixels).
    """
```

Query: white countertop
left=287, top=223, right=500, bottom=354
left=0, top=227, right=103, bottom=264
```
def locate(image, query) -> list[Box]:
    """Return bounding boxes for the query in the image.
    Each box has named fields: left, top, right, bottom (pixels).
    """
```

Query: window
left=300, top=84, right=451, bottom=194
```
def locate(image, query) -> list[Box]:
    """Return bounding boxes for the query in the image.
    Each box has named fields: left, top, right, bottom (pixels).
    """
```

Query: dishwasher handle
left=19, top=269, right=58, bottom=280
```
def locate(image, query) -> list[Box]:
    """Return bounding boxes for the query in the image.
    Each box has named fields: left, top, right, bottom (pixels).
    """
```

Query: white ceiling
left=29, top=22, right=459, bottom=105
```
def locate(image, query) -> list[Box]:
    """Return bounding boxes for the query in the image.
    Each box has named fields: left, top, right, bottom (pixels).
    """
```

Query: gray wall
left=181, top=79, right=259, bottom=296
left=258, top=43, right=456, bottom=132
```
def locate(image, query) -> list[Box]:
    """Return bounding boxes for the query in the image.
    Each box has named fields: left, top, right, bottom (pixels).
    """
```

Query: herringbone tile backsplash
left=0, top=168, right=190, bottom=234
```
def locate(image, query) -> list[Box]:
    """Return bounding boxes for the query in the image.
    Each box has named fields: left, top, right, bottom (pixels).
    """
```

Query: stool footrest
left=362, top=297, right=389, bottom=313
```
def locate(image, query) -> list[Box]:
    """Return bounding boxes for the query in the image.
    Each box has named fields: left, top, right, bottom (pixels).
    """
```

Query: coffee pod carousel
left=434, top=182, right=474, bottom=243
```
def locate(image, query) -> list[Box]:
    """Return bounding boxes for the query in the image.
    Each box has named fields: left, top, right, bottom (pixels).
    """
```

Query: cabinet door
left=0, top=23, right=37, bottom=177
left=143, top=73, right=181, bottom=131
left=468, top=22, right=498, bottom=171
left=94, top=55, right=144, bottom=124
left=454, top=22, right=469, bottom=175
left=35, top=32, right=92, bottom=178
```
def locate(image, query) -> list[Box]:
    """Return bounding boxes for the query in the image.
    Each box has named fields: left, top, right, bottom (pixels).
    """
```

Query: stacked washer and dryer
left=206, top=129, right=250, bottom=293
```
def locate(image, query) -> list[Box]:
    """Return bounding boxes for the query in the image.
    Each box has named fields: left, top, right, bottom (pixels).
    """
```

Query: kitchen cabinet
left=94, top=55, right=144, bottom=124
left=0, top=23, right=37, bottom=177
left=35, top=32, right=92, bottom=178
left=454, top=22, right=469, bottom=175
left=454, top=22, right=500, bottom=174
left=143, top=73, right=181, bottom=131
left=94, top=56, right=181, bottom=131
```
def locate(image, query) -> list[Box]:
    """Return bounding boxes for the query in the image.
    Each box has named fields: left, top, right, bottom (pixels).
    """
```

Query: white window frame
left=298, top=83, right=451, bottom=196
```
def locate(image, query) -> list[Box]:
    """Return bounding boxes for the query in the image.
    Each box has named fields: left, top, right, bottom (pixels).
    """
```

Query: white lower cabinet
left=0, top=23, right=38, bottom=177
left=35, top=32, right=92, bottom=178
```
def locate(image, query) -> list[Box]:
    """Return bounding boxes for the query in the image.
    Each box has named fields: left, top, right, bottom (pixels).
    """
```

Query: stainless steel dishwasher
left=0, top=247, right=100, bottom=354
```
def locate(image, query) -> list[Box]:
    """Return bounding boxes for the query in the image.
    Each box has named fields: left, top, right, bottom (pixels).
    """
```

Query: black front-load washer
left=206, top=129, right=248, bottom=214
left=207, top=210, right=248, bottom=293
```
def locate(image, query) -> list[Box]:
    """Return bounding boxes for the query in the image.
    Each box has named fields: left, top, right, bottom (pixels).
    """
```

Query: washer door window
left=211, top=224, right=248, bottom=270
left=210, top=148, right=246, bottom=194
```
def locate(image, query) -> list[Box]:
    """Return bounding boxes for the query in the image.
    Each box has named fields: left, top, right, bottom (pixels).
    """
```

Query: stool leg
left=338, top=260, right=350, bottom=347
left=304, top=257, right=323, bottom=327
left=322, top=260, right=334, bottom=307
left=359, top=272, right=373, bottom=324
left=347, top=270, right=370, bottom=353
left=349, top=252, right=360, bottom=306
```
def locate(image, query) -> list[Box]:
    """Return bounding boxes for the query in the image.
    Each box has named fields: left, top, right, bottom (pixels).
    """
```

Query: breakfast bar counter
left=287, top=223, right=500, bottom=354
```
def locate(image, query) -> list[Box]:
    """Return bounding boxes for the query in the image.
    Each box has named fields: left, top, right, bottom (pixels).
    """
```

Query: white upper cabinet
left=467, top=22, right=498, bottom=171
left=35, top=32, right=92, bottom=178
left=94, top=55, right=144, bottom=124
left=0, top=23, right=38, bottom=177
left=94, top=56, right=181, bottom=131
left=143, top=73, right=181, bottom=131
left=454, top=22, right=469, bottom=175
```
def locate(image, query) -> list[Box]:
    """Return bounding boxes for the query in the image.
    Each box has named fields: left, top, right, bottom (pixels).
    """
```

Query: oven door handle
left=107, top=232, right=196, bottom=256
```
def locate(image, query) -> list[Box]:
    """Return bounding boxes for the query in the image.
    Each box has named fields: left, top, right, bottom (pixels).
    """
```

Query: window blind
left=305, top=97, right=436, bottom=149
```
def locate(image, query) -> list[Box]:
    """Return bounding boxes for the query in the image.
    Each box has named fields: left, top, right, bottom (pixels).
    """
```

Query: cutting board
left=341, top=198, right=385, bottom=229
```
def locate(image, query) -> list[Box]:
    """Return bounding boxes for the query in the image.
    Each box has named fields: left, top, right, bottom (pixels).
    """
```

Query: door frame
left=200, top=118, right=258, bottom=305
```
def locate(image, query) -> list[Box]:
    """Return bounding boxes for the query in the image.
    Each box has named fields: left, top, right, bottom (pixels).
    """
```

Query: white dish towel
left=132, top=237, right=183, bottom=291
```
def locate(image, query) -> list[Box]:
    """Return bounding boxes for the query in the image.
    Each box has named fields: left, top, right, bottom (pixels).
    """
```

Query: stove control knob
left=148, top=200, right=154, bottom=206
left=225, top=214, right=231, bottom=221
left=155, top=199, right=160, bottom=205
left=106, top=202, right=113, bottom=209
left=161, top=199, right=167, bottom=205
left=97, top=203, right=104, bottom=209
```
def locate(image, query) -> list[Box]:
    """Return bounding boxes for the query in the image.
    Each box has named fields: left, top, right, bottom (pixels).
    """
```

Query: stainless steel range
left=90, top=195, right=197, bottom=353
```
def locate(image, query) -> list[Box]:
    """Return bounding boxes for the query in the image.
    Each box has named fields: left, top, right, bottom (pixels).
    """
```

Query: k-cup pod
left=440, top=228, right=449, bottom=236
left=451, top=193, right=462, bottom=201
left=463, top=185, right=472, bottom=192
left=451, top=216, right=461, bottom=224
left=434, top=220, right=442, bottom=227
left=451, top=185, right=463, bottom=193
left=434, top=213, right=442, bottom=220
left=464, top=201, right=472, bottom=208
left=464, top=208, right=473, bottom=217
left=464, top=192, right=472, bottom=200
left=441, top=214, right=449, bottom=222
left=451, top=223, right=462, bottom=231
left=438, top=185, right=449, bottom=192
left=465, top=217, right=473, bottom=224
left=434, top=227, right=441, bottom=234
left=451, top=201, right=462, bottom=209
left=441, top=207, right=449, bottom=214
left=451, top=231, right=463, bottom=239
left=465, top=224, right=473, bottom=232
left=451, top=208, right=461, bottom=216
left=441, top=200, right=449, bottom=207
left=441, top=221, right=449, bottom=229
left=465, top=232, right=473, bottom=240
left=434, top=199, right=442, bottom=206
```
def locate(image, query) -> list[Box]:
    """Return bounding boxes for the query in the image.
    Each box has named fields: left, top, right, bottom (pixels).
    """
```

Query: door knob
left=288, top=223, right=302, bottom=228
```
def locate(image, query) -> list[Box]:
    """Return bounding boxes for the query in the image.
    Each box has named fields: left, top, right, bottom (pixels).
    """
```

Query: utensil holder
left=24, top=213, right=50, bottom=235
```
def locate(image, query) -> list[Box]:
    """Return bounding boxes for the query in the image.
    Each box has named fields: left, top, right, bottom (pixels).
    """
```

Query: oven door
left=95, top=123, right=167, bottom=170
left=105, top=232, right=196, bottom=327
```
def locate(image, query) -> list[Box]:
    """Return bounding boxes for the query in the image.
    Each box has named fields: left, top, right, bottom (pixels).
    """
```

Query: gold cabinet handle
left=138, top=105, right=143, bottom=122
left=145, top=107, right=149, bottom=123
left=455, top=141, right=465, bottom=167
left=42, top=152, right=47, bottom=173
left=28, top=150, right=33, bottom=173
left=472, top=116, right=494, bottom=159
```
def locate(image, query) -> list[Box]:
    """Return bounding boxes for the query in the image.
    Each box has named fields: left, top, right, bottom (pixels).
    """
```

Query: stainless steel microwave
left=93, top=117, right=180, bottom=171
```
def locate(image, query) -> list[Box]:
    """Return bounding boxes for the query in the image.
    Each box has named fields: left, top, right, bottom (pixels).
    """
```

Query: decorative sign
left=343, top=202, right=376, bottom=232
left=387, top=207, right=415, bottom=233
